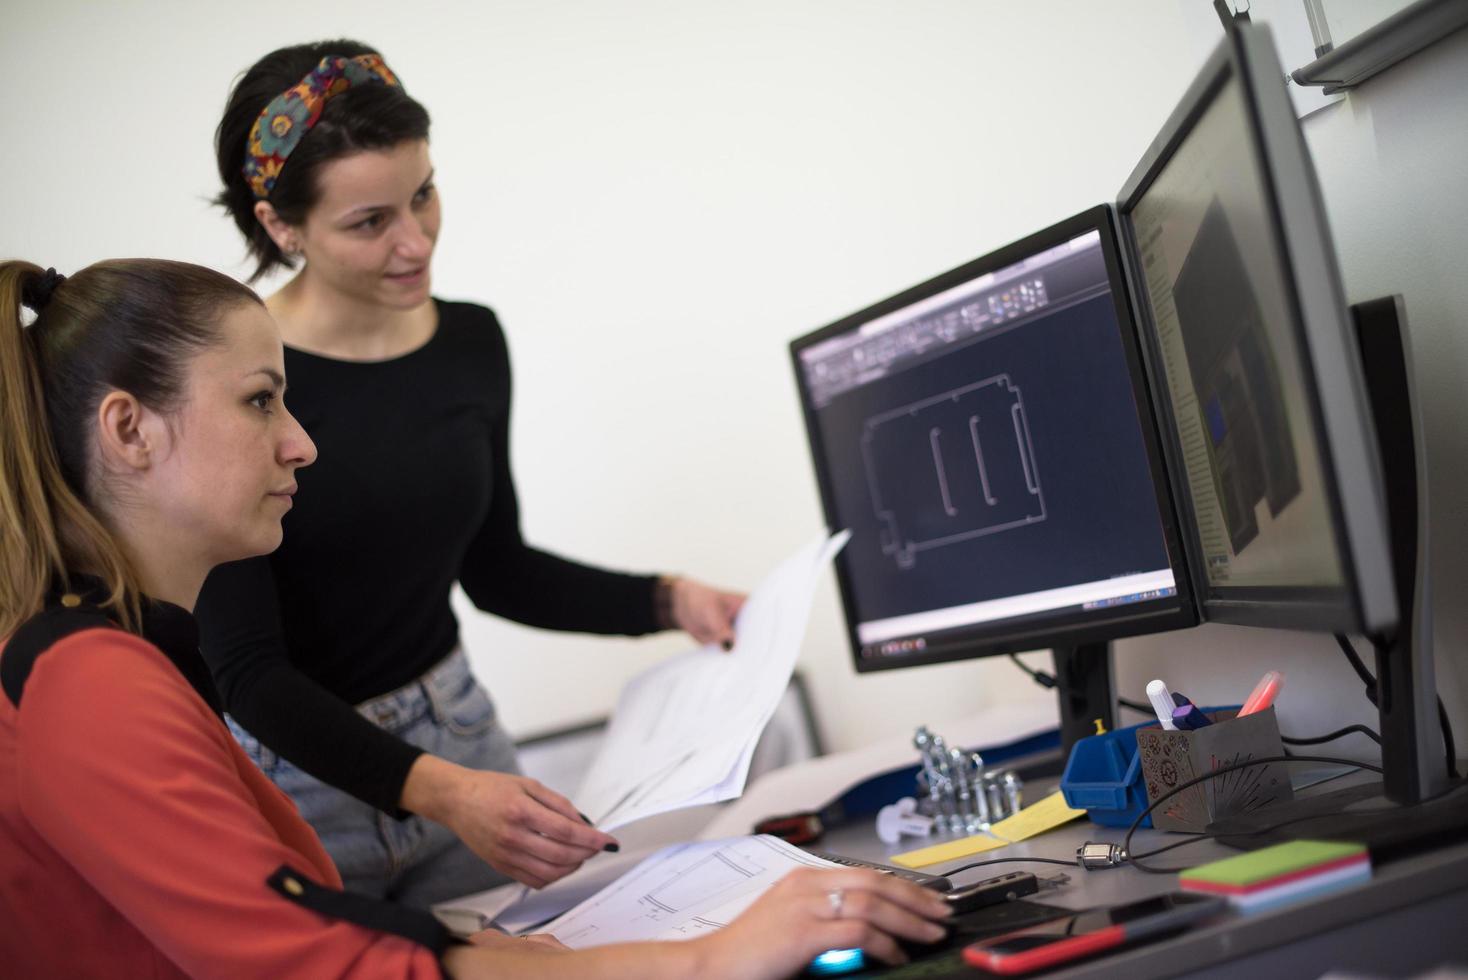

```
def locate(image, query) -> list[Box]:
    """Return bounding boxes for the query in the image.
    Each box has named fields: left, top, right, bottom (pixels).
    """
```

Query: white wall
left=3, top=2, right=1462, bottom=761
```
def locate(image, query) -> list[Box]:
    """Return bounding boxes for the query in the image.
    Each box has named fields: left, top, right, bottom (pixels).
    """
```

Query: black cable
left=1008, top=653, right=1055, bottom=689
left=1337, top=633, right=1459, bottom=780
left=1439, top=702, right=1458, bottom=780
left=1120, top=754, right=1383, bottom=875
left=943, top=856, right=1078, bottom=880
left=944, top=815, right=1307, bottom=882
left=1335, top=634, right=1377, bottom=691
left=1008, top=654, right=1151, bottom=718
left=1126, top=834, right=1214, bottom=862
left=1282, top=724, right=1381, bottom=746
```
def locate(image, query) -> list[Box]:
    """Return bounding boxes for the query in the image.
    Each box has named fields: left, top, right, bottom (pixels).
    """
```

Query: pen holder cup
left=1060, top=721, right=1153, bottom=828
left=1135, top=707, right=1293, bottom=833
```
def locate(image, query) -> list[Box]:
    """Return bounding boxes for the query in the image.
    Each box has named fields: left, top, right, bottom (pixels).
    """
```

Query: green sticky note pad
left=1181, top=840, right=1367, bottom=888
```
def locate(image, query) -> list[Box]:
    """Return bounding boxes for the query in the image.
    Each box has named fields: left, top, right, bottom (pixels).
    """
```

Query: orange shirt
left=0, top=627, right=442, bottom=979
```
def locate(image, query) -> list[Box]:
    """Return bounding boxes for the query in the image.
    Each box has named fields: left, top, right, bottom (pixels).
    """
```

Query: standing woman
left=200, top=40, right=746, bottom=906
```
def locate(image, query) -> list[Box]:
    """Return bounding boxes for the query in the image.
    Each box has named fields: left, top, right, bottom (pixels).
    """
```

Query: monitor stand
left=1052, top=641, right=1116, bottom=757
left=1351, top=296, right=1446, bottom=806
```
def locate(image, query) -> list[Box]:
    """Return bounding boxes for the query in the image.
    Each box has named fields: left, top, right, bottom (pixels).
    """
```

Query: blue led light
left=809, top=948, right=867, bottom=975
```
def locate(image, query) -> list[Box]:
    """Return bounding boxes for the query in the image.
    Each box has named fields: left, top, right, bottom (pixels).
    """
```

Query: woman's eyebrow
left=340, top=203, right=389, bottom=221
left=249, top=368, right=287, bottom=390
left=338, top=171, right=435, bottom=221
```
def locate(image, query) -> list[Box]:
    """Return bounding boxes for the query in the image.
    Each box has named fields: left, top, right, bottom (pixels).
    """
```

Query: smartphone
left=962, top=892, right=1225, bottom=974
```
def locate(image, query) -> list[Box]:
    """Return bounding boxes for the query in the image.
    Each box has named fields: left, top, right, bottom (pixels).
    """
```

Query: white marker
left=1147, top=678, right=1179, bottom=731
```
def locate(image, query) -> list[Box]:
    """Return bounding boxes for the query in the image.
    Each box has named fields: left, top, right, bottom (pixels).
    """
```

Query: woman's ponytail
left=0, top=258, right=258, bottom=636
left=0, top=261, right=142, bottom=635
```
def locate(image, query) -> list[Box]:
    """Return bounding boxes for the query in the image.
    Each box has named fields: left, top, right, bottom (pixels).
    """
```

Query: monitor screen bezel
left=790, top=205, right=1198, bottom=674
left=1113, top=25, right=1397, bottom=636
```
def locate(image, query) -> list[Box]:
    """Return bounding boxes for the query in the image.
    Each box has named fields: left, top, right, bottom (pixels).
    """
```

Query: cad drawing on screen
left=862, top=373, right=1046, bottom=570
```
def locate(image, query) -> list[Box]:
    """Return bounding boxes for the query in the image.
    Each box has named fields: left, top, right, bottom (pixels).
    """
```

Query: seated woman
left=0, top=259, right=949, bottom=978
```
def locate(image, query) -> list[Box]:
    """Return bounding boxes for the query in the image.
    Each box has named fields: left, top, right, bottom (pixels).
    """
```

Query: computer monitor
left=790, top=207, right=1195, bottom=690
left=1117, top=23, right=1448, bottom=807
left=1115, top=25, right=1396, bottom=638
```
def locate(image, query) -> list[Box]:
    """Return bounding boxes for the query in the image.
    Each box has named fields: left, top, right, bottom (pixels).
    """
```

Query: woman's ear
left=253, top=200, right=302, bottom=255
left=95, top=389, right=162, bottom=474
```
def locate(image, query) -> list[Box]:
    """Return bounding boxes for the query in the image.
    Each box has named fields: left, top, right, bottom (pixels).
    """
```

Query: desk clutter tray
left=1135, top=707, right=1292, bottom=833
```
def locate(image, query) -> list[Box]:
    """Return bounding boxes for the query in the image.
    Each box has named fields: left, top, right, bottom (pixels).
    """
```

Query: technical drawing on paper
left=862, top=374, right=1045, bottom=569
left=546, top=836, right=838, bottom=949
left=640, top=846, right=766, bottom=919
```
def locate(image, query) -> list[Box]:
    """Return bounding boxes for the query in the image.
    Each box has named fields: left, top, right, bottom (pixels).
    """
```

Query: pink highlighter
left=1239, top=670, right=1284, bottom=716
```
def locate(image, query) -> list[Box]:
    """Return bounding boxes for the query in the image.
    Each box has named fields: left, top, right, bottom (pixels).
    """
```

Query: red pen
left=1239, top=670, right=1284, bottom=716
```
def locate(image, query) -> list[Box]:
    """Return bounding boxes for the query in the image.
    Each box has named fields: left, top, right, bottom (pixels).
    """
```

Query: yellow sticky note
left=890, top=791, right=1085, bottom=868
left=987, top=791, right=1085, bottom=843
left=891, top=831, right=1009, bottom=868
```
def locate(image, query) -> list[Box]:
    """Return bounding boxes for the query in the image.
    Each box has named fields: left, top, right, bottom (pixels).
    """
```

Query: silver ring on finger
left=827, top=887, right=845, bottom=918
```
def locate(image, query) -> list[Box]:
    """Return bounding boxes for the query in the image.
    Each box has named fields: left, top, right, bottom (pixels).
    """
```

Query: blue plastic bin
left=1060, top=721, right=1152, bottom=828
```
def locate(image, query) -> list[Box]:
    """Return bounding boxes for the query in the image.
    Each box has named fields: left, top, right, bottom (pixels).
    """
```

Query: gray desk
left=816, top=771, right=1468, bottom=977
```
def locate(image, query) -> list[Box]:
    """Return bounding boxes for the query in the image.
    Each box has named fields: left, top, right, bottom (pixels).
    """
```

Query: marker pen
left=1239, top=670, right=1284, bottom=716
left=1147, top=679, right=1178, bottom=731
left=1172, top=703, right=1213, bottom=730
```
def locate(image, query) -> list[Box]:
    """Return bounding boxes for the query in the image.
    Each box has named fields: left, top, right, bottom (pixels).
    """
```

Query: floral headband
left=243, top=54, right=401, bottom=200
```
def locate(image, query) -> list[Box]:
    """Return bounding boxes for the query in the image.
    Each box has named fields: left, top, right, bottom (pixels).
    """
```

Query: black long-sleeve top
left=195, top=300, right=660, bottom=815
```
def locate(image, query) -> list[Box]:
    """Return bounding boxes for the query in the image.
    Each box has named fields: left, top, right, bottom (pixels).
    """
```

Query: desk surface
left=816, top=769, right=1468, bottom=978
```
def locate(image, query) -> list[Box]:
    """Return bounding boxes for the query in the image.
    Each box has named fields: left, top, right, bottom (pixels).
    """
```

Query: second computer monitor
left=1116, top=24, right=1396, bottom=636
left=792, top=207, right=1195, bottom=672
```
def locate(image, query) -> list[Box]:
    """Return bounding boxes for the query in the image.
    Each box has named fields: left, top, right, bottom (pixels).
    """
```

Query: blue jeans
left=227, top=648, right=518, bottom=907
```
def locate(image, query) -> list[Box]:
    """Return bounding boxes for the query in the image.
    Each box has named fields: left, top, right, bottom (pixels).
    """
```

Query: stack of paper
left=576, top=531, right=850, bottom=831
left=432, top=848, right=650, bottom=937
left=543, top=836, right=841, bottom=947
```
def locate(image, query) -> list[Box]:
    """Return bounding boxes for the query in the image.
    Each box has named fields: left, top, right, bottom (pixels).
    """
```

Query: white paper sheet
left=545, top=835, right=840, bottom=948
left=429, top=882, right=524, bottom=937
left=576, top=531, right=850, bottom=831
left=431, top=848, right=654, bottom=937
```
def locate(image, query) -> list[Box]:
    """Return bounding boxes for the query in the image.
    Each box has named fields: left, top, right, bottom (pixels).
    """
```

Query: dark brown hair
left=214, top=40, right=432, bottom=283
left=0, top=259, right=260, bottom=634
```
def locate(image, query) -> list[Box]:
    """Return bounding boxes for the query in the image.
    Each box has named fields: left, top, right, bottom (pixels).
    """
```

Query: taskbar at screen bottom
left=856, top=572, right=1178, bottom=662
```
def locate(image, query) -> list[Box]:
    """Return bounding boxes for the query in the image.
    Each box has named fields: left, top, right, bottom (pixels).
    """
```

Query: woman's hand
left=445, top=867, right=949, bottom=980
left=690, top=867, right=951, bottom=978
left=442, top=932, right=570, bottom=977
left=402, top=755, right=617, bottom=888
left=665, top=576, right=746, bottom=649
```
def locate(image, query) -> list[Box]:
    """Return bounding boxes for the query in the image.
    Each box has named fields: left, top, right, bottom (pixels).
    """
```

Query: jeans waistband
left=356, top=646, right=471, bottom=733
